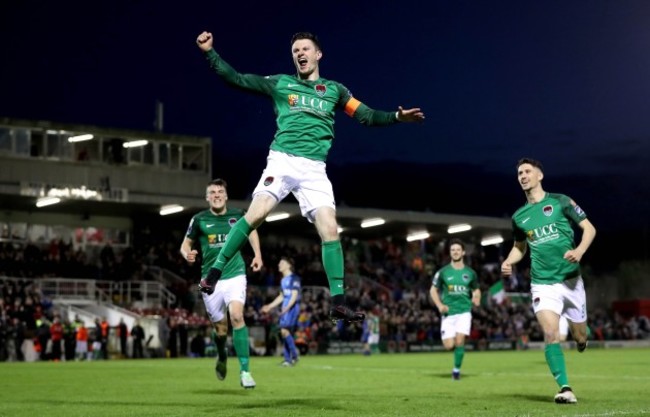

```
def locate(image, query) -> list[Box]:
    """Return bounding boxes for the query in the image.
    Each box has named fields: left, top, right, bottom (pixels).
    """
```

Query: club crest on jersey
left=228, top=218, right=237, bottom=227
left=542, top=205, right=554, bottom=217
left=315, top=84, right=326, bottom=97
left=462, top=274, right=470, bottom=282
left=264, top=176, right=274, bottom=186
left=533, top=297, right=540, bottom=306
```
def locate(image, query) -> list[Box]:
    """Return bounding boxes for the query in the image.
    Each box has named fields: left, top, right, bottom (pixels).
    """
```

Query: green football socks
left=454, top=346, right=465, bottom=369
left=233, top=327, right=250, bottom=372
left=214, top=219, right=252, bottom=271
left=545, top=343, right=569, bottom=387
left=322, top=240, right=345, bottom=297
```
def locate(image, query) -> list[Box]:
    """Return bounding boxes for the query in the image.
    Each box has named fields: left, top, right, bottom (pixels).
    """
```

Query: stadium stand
left=1, top=118, right=648, bottom=361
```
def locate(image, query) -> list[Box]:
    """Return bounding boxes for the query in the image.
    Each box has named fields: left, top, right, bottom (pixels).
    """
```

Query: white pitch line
left=519, top=412, right=650, bottom=417
left=303, top=365, right=650, bottom=381
left=572, top=410, right=650, bottom=417
left=480, top=372, right=650, bottom=381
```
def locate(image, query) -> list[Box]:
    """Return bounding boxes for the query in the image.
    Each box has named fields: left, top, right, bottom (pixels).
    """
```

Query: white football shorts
left=440, top=312, right=472, bottom=340
left=252, top=150, right=336, bottom=222
left=202, top=275, right=247, bottom=323
left=531, top=276, right=587, bottom=324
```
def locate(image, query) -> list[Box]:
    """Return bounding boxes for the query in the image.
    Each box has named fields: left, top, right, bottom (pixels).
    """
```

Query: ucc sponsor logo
left=526, top=223, right=559, bottom=245
left=288, top=94, right=330, bottom=112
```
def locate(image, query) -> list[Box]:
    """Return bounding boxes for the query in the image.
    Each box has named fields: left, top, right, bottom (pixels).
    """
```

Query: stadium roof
left=3, top=193, right=511, bottom=245
left=252, top=201, right=512, bottom=244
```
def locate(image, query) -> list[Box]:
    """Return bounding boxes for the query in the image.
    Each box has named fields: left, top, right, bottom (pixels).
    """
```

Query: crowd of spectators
left=1, top=233, right=649, bottom=362
left=246, top=281, right=650, bottom=352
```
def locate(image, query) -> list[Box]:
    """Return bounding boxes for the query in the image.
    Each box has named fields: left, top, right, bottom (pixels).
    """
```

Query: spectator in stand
left=49, top=316, right=63, bottom=361
left=189, top=327, right=206, bottom=358
left=36, top=318, right=50, bottom=361
left=167, top=317, right=179, bottom=358
left=0, top=314, right=9, bottom=361
left=178, top=319, right=189, bottom=357
left=118, top=318, right=128, bottom=358
left=62, top=316, right=76, bottom=361
left=99, top=317, right=110, bottom=359
left=75, top=320, right=89, bottom=361
left=131, top=320, right=145, bottom=359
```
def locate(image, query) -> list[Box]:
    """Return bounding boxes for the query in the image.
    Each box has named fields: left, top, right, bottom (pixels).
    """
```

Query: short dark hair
left=291, top=32, right=322, bottom=51
left=207, top=178, right=227, bottom=188
left=448, top=238, right=465, bottom=251
left=517, top=157, right=544, bottom=173
left=280, top=256, right=295, bottom=271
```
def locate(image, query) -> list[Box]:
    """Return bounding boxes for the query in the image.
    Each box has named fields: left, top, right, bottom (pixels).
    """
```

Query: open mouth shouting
left=297, top=57, right=309, bottom=71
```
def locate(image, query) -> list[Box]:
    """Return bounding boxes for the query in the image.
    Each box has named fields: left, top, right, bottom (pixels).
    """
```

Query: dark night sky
left=1, top=1, right=649, bottom=262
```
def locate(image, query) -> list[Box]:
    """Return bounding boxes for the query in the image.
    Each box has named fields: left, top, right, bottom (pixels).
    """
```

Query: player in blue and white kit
left=261, top=257, right=301, bottom=366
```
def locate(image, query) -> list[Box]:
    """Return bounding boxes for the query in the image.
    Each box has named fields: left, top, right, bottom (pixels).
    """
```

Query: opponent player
left=261, top=257, right=301, bottom=366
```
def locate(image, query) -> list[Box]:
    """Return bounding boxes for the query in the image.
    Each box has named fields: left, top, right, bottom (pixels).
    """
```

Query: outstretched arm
left=196, top=30, right=276, bottom=95
left=345, top=99, right=425, bottom=126
left=396, top=106, right=425, bottom=122
left=336, top=82, right=425, bottom=126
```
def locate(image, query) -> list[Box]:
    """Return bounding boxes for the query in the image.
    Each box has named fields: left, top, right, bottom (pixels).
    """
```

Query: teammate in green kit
left=501, top=158, right=596, bottom=404
left=195, top=30, right=425, bottom=322
left=430, top=239, right=480, bottom=380
left=180, top=179, right=263, bottom=389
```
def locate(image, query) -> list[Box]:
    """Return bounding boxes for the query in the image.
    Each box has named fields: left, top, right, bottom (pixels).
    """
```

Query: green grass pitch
left=1, top=348, right=649, bottom=417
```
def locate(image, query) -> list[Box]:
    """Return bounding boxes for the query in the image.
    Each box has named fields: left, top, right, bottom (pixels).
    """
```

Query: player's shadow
left=193, top=388, right=250, bottom=396
left=505, top=393, right=549, bottom=403
left=432, top=372, right=472, bottom=380
left=237, top=398, right=342, bottom=411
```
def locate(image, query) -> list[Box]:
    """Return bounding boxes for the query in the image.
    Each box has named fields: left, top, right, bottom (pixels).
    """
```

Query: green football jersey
left=511, top=192, right=587, bottom=284
left=185, top=208, right=247, bottom=280
left=205, top=49, right=398, bottom=162
left=432, top=264, right=479, bottom=316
